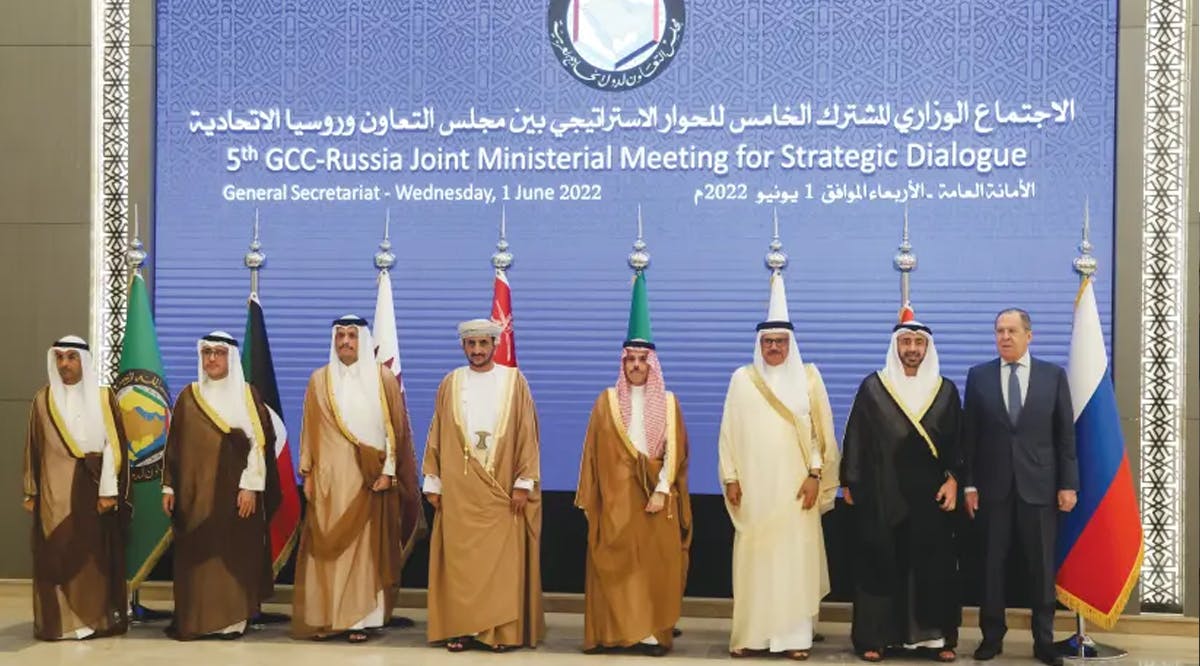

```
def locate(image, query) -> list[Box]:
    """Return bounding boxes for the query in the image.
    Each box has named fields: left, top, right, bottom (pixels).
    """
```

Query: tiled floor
left=0, top=598, right=1194, bottom=666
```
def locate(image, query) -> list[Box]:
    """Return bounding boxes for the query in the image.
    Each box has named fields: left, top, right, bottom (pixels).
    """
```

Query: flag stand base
left=1056, top=633, right=1128, bottom=660
left=252, top=611, right=291, bottom=625
left=130, top=602, right=172, bottom=623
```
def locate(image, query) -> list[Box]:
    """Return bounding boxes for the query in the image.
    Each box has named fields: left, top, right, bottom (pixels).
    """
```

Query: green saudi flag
left=626, top=271, right=654, bottom=344
left=114, top=273, right=173, bottom=588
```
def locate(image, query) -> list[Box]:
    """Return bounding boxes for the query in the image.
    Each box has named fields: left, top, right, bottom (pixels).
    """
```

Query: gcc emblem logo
left=548, top=0, right=685, bottom=91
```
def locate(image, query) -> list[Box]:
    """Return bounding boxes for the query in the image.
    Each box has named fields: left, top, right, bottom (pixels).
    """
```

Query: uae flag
left=242, top=294, right=302, bottom=575
left=491, top=270, right=517, bottom=367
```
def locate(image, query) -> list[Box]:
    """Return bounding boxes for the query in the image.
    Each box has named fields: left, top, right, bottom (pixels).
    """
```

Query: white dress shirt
left=1000, top=350, right=1031, bottom=415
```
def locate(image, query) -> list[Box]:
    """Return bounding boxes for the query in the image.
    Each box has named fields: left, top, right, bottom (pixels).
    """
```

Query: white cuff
left=239, top=469, right=266, bottom=492
left=383, top=456, right=396, bottom=477
left=239, top=446, right=266, bottom=491
left=654, top=466, right=670, bottom=495
left=98, top=446, right=119, bottom=498
left=809, top=448, right=822, bottom=470
left=964, top=486, right=978, bottom=493
left=422, top=475, right=442, bottom=494
left=161, top=486, right=174, bottom=495
left=514, top=477, right=536, bottom=491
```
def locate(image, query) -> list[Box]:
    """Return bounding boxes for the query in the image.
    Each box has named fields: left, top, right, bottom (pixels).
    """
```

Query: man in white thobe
left=718, top=273, right=839, bottom=660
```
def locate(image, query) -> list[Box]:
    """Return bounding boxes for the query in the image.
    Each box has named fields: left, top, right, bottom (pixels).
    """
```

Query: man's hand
left=22, top=497, right=34, bottom=513
left=371, top=475, right=392, bottom=492
left=425, top=492, right=441, bottom=511
left=645, top=492, right=667, bottom=514
left=97, top=497, right=117, bottom=514
left=797, top=476, right=819, bottom=510
left=162, top=493, right=175, bottom=517
left=936, top=476, right=958, bottom=512
left=842, top=487, right=855, bottom=506
left=236, top=490, right=256, bottom=518
left=1058, top=489, right=1078, bottom=513
left=510, top=487, right=530, bottom=515
left=964, top=489, right=979, bottom=519
left=724, top=481, right=742, bottom=507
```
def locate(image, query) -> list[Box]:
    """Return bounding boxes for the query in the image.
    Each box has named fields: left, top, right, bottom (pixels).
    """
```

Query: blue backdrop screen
left=155, top=1, right=1117, bottom=493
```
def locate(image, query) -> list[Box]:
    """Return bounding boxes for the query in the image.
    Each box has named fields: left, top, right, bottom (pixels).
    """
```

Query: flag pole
left=1055, top=197, right=1126, bottom=662
left=376, top=207, right=395, bottom=275
left=245, top=208, right=265, bottom=297
left=125, top=204, right=172, bottom=623
left=492, top=204, right=513, bottom=275
left=762, top=208, right=821, bottom=645
left=766, top=207, right=787, bottom=276
left=241, top=211, right=293, bottom=626
left=629, top=204, right=650, bottom=274
left=895, top=204, right=916, bottom=309
left=126, top=205, right=145, bottom=619
left=375, top=207, right=416, bottom=629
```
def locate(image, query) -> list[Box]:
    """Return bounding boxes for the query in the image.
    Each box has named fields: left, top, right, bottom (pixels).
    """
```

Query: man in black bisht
left=841, top=314, right=963, bottom=663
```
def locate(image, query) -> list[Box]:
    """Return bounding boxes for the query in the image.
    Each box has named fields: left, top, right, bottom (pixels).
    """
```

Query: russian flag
left=1055, top=277, right=1143, bottom=629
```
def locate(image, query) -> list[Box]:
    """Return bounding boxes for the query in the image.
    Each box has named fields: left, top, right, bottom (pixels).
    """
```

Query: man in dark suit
left=962, top=309, right=1078, bottom=666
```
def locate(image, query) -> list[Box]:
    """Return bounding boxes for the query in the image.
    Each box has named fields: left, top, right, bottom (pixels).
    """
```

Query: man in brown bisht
left=292, top=315, right=421, bottom=643
left=424, top=318, right=545, bottom=652
left=23, top=336, right=129, bottom=640
left=161, top=331, right=278, bottom=639
left=576, top=264, right=692, bottom=657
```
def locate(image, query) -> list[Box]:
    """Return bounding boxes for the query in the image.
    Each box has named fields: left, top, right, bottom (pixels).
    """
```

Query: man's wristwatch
left=807, top=470, right=821, bottom=481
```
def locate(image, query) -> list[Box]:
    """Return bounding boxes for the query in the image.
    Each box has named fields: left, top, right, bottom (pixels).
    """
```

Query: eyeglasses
left=760, top=337, right=790, bottom=348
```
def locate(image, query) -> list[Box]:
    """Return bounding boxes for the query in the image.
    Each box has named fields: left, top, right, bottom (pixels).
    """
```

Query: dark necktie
left=1007, top=362, right=1022, bottom=425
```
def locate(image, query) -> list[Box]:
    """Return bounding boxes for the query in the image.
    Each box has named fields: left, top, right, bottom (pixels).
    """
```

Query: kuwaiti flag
left=1055, top=277, right=1143, bottom=629
left=373, top=269, right=403, bottom=386
left=491, top=270, right=517, bottom=367
left=242, top=295, right=302, bottom=575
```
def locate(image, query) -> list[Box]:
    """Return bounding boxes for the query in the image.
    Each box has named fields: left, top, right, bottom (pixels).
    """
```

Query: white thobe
left=629, top=386, right=667, bottom=646
left=334, top=364, right=396, bottom=476
left=628, top=386, right=669, bottom=495
left=718, top=365, right=832, bottom=652
left=422, top=365, right=533, bottom=495
left=61, top=384, right=118, bottom=497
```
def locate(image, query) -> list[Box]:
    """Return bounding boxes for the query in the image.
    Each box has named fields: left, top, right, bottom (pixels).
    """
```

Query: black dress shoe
left=638, top=643, right=669, bottom=657
left=972, top=643, right=1003, bottom=661
left=1034, top=646, right=1064, bottom=666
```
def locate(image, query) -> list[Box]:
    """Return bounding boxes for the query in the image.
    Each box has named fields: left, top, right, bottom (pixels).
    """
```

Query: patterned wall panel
left=1139, top=0, right=1189, bottom=613
left=93, top=0, right=131, bottom=383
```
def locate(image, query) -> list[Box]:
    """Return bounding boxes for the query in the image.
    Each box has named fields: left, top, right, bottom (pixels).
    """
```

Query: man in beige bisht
left=292, top=315, right=421, bottom=643
left=576, top=266, right=692, bottom=656
left=424, top=318, right=545, bottom=652
left=161, top=331, right=276, bottom=639
left=23, top=336, right=129, bottom=640
left=718, top=272, right=839, bottom=660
